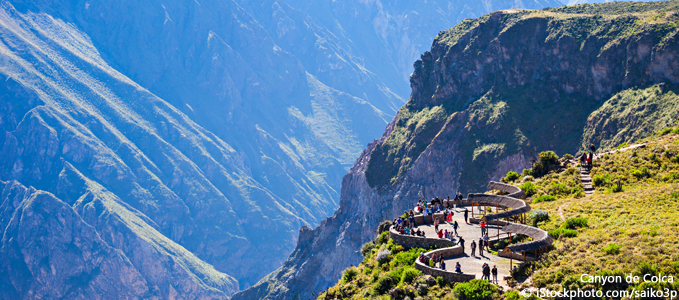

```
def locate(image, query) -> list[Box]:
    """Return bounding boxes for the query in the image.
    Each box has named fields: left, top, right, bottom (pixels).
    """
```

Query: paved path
left=416, top=207, right=515, bottom=286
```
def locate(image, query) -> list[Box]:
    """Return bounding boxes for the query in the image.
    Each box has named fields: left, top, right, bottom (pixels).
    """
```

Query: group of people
left=393, top=222, right=426, bottom=237
left=482, top=263, right=499, bottom=284
left=580, top=144, right=597, bottom=167
left=418, top=252, right=446, bottom=270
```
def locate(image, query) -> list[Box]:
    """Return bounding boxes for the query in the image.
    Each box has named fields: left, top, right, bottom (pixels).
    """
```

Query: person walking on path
left=434, top=217, right=439, bottom=232
left=580, top=153, right=587, bottom=168
left=470, top=240, right=476, bottom=256
left=459, top=237, right=465, bottom=252
left=492, top=265, right=498, bottom=284
left=590, top=143, right=597, bottom=158
left=464, top=208, right=469, bottom=224
left=453, top=221, right=459, bottom=236
left=483, top=234, right=489, bottom=252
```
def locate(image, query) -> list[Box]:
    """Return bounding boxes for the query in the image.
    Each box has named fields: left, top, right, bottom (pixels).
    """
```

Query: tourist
left=480, top=221, right=486, bottom=235
left=459, top=237, right=465, bottom=251
left=478, top=237, right=484, bottom=256
left=434, top=217, right=439, bottom=232
left=455, top=262, right=462, bottom=273
left=470, top=240, right=476, bottom=256
left=409, top=214, right=415, bottom=229
left=492, top=265, right=498, bottom=284
left=482, top=263, right=491, bottom=281
left=580, top=152, right=587, bottom=167
left=444, top=229, right=449, bottom=239
left=438, top=229, right=443, bottom=239
left=440, top=260, right=446, bottom=270
left=405, top=227, right=410, bottom=235
left=422, top=207, right=428, bottom=225
left=588, top=152, right=593, bottom=165
left=464, top=208, right=469, bottom=223
left=483, top=234, right=489, bottom=252
left=453, top=221, right=459, bottom=236
left=590, top=143, right=596, bottom=156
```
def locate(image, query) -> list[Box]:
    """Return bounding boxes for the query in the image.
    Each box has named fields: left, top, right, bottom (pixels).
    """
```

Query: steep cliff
left=239, top=2, right=679, bottom=299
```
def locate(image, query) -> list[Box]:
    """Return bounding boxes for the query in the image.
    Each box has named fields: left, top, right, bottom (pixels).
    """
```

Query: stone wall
left=414, top=246, right=475, bottom=283
left=389, top=228, right=456, bottom=249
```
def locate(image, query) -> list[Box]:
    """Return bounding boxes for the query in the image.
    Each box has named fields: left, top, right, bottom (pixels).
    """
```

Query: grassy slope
left=509, top=129, right=679, bottom=296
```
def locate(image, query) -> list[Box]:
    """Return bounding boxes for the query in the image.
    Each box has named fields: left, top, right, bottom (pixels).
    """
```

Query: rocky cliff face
left=238, top=2, right=679, bottom=299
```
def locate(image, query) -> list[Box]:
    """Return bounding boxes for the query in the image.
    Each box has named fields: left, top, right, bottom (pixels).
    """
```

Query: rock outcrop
left=238, top=2, right=679, bottom=299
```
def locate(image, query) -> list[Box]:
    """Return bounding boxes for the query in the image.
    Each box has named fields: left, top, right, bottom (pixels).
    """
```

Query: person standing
left=459, top=237, right=465, bottom=252
left=464, top=208, right=469, bottom=224
left=470, top=240, right=476, bottom=256
left=590, top=143, right=597, bottom=158
left=434, top=217, right=440, bottom=232
left=453, top=221, right=459, bottom=236
left=478, top=237, right=484, bottom=256
left=422, top=206, right=428, bottom=225
left=483, top=264, right=491, bottom=281
left=483, top=234, right=489, bottom=252
left=492, top=265, right=498, bottom=284
left=480, top=221, right=486, bottom=236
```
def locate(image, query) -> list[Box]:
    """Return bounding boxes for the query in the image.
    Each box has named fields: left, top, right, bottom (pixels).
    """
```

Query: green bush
left=399, top=266, right=422, bottom=285
left=533, top=195, right=556, bottom=203
left=617, top=142, right=629, bottom=149
left=520, top=182, right=537, bottom=197
left=377, top=231, right=389, bottom=244
left=603, top=243, right=621, bottom=255
left=342, top=267, right=358, bottom=283
left=361, top=242, right=376, bottom=258
left=571, top=185, right=585, bottom=198
left=564, top=153, right=574, bottom=159
left=548, top=228, right=578, bottom=239
left=390, top=248, right=423, bottom=268
left=563, top=217, right=588, bottom=229
left=522, top=168, right=535, bottom=176
left=548, top=182, right=570, bottom=196
left=530, top=210, right=550, bottom=226
left=505, top=171, right=520, bottom=182
left=659, top=127, right=673, bottom=136
left=371, top=275, right=396, bottom=295
left=453, top=279, right=499, bottom=300
left=593, top=173, right=612, bottom=187
left=631, top=167, right=650, bottom=178
left=533, top=151, right=560, bottom=176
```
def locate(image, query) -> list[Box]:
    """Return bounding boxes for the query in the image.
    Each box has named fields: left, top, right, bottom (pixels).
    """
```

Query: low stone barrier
left=414, top=246, right=475, bottom=282
left=389, top=228, right=456, bottom=249
left=499, top=251, right=535, bottom=261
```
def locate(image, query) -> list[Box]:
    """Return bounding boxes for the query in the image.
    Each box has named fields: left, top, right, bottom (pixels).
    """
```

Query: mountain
left=0, top=0, right=563, bottom=294
left=237, top=1, right=679, bottom=299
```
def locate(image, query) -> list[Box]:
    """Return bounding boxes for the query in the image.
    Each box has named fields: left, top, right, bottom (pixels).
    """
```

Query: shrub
left=571, top=185, right=585, bottom=198
left=520, top=182, right=537, bottom=197
left=563, top=217, right=588, bottom=229
left=533, top=151, right=560, bottom=176
left=617, top=142, right=629, bottom=149
left=399, top=266, right=422, bottom=285
left=533, top=195, right=556, bottom=203
left=390, top=248, right=423, bottom=268
left=361, top=242, right=376, bottom=258
left=564, top=153, right=574, bottom=159
left=436, top=276, right=445, bottom=287
left=659, top=127, right=673, bottom=135
left=376, top=249, right=391, bottom=263
left=342, top=267, right=358, bottom=283
left=548, top=182, right=570, bottom=196
left=453, top=279, right=499, bottom=300
left=377, top=231, right=389, bottom=244
left=530, top=210, right=550, bottom=226
left=603, top=243, right=621, bottom=255
left=371, top=275, right=396, bottom=295
left=505, top=171, right=520, bottom=182
left=548, top=228, right=578, bottom=239
left=505, top=290, right=540, bottom=300
left=631, top=167, right=650, bottom=178
left=522, top=168, right=535, bottom=176
left=593, top=173, right=612, bottom=187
